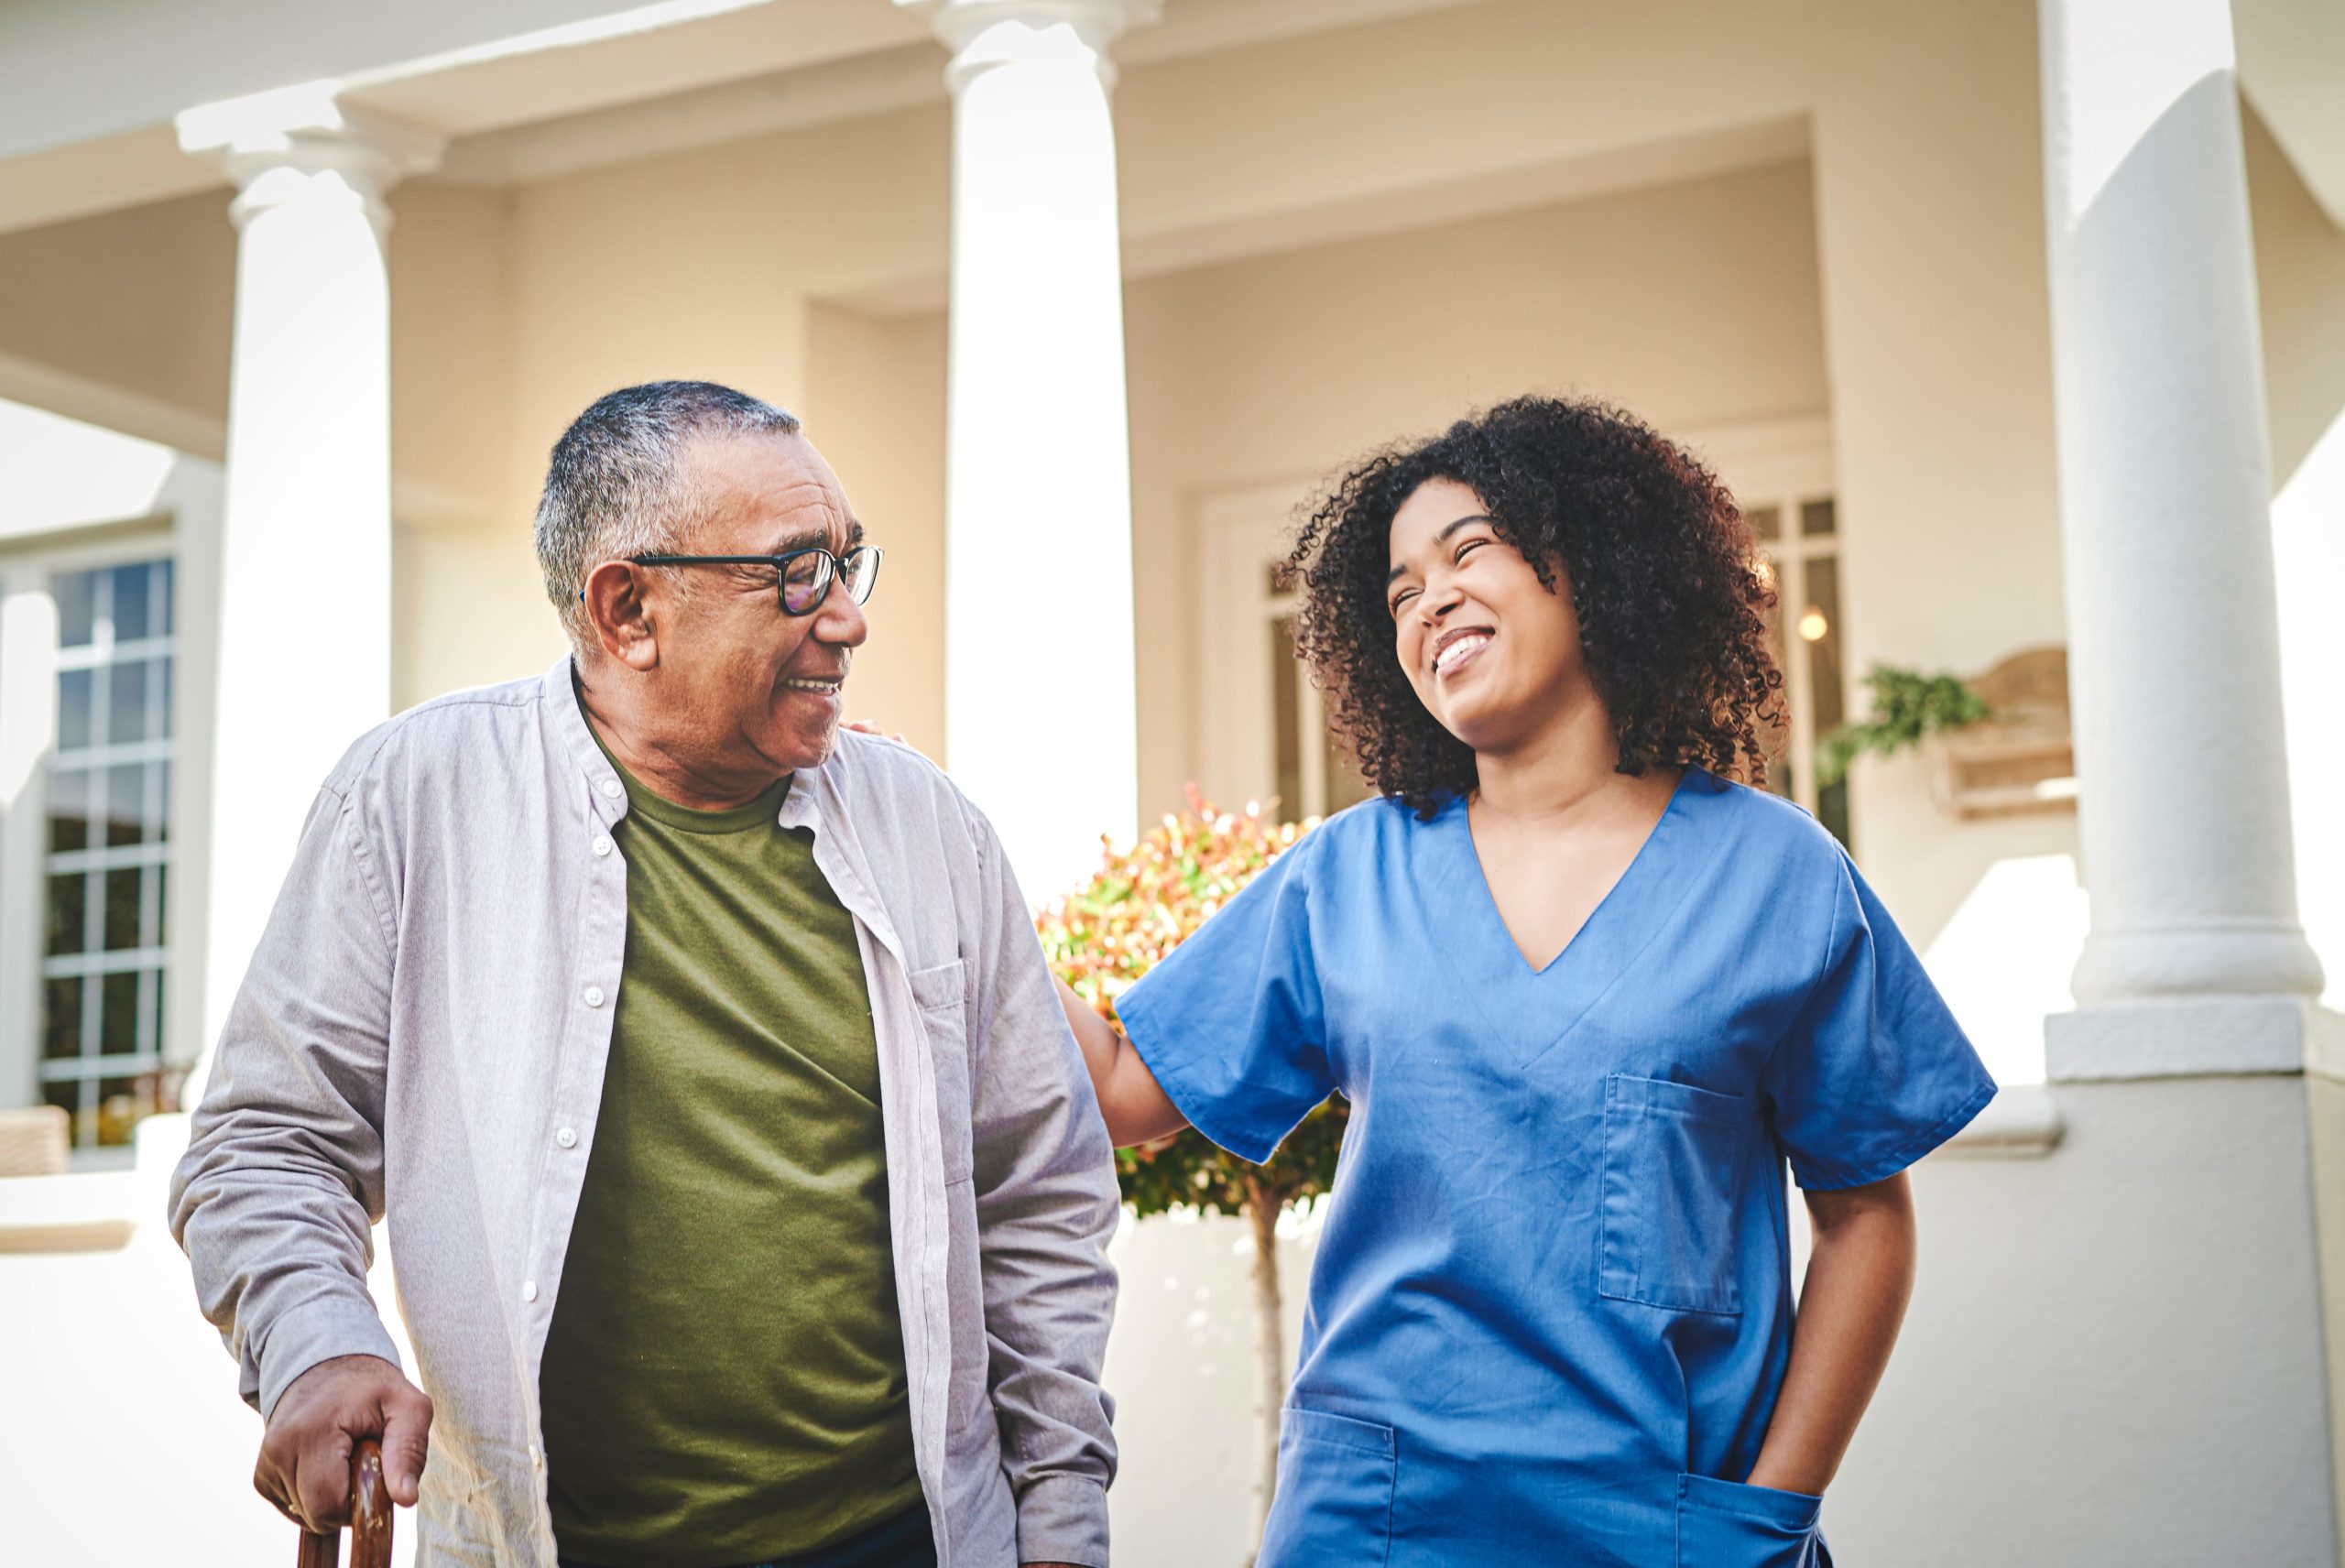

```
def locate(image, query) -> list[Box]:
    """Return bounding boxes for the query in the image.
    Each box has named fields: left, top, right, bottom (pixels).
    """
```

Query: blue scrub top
left=1116, top=768, right=1996, bottom=1568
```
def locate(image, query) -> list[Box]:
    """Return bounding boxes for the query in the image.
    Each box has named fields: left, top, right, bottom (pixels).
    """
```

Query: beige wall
left=2254, top=106, right=2345, bottom=488
left=384, top=182, right=554, bottom=710
left=498, top=99, right=952, bottom=507
left=389, top=184, right=517, bottom=522
left=0, top=191, right=233, bottom=429
left=2246, top=103, right=2345, bottom=1009
left=1121, top=157, right=1830, bottom=828
left=802, top=302, right=949, bottom=762
left=1803, top=1, right=2074, bottom=943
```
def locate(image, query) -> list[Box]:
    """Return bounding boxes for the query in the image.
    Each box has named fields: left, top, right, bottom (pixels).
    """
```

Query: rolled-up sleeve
left=962, top=811, right=1120, bottom=1568
left=168, top=782, right=402, bottom=1418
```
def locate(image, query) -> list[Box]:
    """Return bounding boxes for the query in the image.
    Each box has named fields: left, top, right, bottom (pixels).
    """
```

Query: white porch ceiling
left=3, top=0, right=2335, bottom=246
left=0, top=0, right=1494, bottom=236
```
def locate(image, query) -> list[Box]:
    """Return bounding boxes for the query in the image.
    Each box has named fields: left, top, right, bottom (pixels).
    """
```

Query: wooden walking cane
left=294, top=1436, right=393, bottom=1568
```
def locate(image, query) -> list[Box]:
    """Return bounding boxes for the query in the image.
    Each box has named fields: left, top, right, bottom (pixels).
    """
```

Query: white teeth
left=1434, top=634, right=1490, bottom=676
left=783, top=678, right=840, bottom=693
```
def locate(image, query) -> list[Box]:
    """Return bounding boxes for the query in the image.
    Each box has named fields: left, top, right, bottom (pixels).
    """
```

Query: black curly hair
left=1288, top=395, right=1785, bottom=819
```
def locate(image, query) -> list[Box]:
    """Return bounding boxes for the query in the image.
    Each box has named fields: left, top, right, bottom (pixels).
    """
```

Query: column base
left=1833, top=1075, right=2342, bottom=1564
left=2046, top=995, right=2343, bottom=1081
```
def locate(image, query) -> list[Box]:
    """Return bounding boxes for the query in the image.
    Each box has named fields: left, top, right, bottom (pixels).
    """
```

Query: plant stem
left=1244, top=1171, right=1288, bottom=1563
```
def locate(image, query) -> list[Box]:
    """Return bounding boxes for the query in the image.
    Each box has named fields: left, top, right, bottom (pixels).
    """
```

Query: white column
left=2036, top=0, right=2330, bottom=1076
left=177, top=87, right=440, bottom=1076
left=902, top=0, right=1157, bottom=904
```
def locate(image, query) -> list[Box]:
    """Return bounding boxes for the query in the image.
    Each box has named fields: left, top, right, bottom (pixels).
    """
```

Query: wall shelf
left=1928, top=647, right=2077, bottom=820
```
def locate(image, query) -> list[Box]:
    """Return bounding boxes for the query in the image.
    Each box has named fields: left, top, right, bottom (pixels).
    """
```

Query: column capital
left=899, top=0, right=1161, bottom=73
left=177, top=82, right=442, bottom=230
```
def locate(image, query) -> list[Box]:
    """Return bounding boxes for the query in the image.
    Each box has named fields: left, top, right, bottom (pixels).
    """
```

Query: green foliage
left=1036, top=790, right=1347, bottom=1222
left=1816, top=663, right=1991, bottom=788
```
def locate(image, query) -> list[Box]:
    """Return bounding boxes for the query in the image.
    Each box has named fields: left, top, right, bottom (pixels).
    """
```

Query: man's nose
left=813, top=580, right=869, bottom=647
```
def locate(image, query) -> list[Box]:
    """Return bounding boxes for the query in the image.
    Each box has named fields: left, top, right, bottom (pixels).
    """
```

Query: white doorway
left=1194, top=479, right=1376, bottom=823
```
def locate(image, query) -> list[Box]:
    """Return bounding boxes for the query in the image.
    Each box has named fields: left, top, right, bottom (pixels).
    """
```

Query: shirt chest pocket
left=910, top=959, right=975, bottom=1185
left=1597, top=1073, right=1752, bottom=1316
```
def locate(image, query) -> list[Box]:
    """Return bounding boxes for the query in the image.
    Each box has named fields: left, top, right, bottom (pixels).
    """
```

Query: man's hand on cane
left=257, top=1354, right=433, bottom=1530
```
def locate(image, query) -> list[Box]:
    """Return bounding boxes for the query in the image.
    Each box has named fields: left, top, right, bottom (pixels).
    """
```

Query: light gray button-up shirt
left=169, top=657, right=1121, bottom=1566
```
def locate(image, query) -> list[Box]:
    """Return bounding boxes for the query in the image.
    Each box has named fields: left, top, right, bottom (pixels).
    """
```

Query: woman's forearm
left=1051, top=974, right=1189, bottom=1147
left=1743, top=1173, right=1917, bottom=1497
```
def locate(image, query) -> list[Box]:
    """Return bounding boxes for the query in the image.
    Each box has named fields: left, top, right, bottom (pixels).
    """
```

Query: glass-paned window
left=38, top=557, right=177, bottom=1148
left=1753, top=495, right=1851, bottom=848
left=1261, top=575, right=1372, bottom=821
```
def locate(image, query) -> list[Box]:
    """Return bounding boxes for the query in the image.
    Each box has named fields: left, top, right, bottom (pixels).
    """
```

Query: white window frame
left=0, top=448, right=222, bottom=1160
left=1682, top=417, right=1844, bottom=830
left=1194, top=476, right=1358, bottom=822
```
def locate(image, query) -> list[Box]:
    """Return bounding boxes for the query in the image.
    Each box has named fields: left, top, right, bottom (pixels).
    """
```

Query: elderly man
left=170, top=381, right=1119, bottom=1568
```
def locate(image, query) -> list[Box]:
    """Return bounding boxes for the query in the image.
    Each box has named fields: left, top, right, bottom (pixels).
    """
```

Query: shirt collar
left=542, top=652, right=834, bottom=836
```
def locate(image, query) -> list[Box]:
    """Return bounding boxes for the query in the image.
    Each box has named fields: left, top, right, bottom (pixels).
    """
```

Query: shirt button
left=599, top=779, right=622, bottom=800
left=584, top=985, right=605, bottom=1008
left=529, top=1444, right=544, bottom=1469
left=555, top=1127, right=578, bottom=1149
left=591, top=834, right=612, bottom=857
left=521, top=1279, right=538, bottom=1303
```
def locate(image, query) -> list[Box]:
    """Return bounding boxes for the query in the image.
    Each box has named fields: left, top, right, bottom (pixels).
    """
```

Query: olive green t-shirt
left=540, top=723, right=921, bottom=1565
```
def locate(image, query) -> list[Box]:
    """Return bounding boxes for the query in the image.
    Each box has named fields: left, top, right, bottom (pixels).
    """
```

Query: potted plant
left=1816, top=662, right=1991, bottom=789
left=1037, top=791, right=1347, bottom=1559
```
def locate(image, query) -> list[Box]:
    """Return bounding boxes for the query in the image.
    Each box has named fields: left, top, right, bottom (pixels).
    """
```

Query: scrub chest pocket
left=1598, top=1073, right=1751, bottom=1315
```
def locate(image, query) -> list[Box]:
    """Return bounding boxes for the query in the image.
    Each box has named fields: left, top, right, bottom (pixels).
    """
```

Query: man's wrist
left=255, top=1296, right=403, bottom=1419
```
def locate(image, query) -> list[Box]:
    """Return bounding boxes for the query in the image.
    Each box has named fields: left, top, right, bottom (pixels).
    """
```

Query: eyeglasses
left=627, top=545, right=882, bottom=615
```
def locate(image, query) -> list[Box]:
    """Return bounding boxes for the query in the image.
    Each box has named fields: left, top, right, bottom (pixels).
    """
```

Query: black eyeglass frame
left=623, top=545, right=883, bottom=615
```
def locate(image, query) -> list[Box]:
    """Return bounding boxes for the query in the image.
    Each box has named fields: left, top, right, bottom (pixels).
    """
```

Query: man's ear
left=581, top=561, right=660, bottom=671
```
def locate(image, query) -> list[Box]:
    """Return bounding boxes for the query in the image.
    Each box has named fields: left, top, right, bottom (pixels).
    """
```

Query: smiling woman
left=1293, top=396, right=1785, bottom=816
left=1056, top=395, right=1995, bottom=1568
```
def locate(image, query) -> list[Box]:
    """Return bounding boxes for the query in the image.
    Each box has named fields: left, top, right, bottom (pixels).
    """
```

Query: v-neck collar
left=1460, top=766, right=1701, bottom=977
left=1428, top=767, right=1716, bottom=1068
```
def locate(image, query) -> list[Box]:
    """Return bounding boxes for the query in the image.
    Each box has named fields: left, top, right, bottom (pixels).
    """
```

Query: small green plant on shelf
left=1816, top=663, right=1991, bottom=788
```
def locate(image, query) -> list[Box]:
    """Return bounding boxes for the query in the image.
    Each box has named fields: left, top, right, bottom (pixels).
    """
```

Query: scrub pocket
left=1674, top=1474, right=1829, bottom=1568
left=1598, top=1073, right=1750, bottom=1314
left=1257, top=1407, right=1396, bottom=1568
